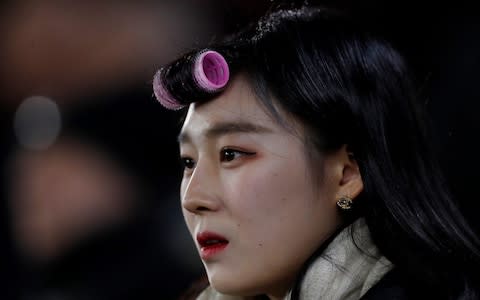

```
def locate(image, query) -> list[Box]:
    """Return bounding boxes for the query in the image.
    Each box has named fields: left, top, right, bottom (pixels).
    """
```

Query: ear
left=332, top=145, right=364, bottom=201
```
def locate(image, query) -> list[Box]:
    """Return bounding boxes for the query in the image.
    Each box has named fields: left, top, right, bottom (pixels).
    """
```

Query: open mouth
left=197, top=232, right=229, bottom=247
left=201, top=239, right=228, bottom=246
left=197, top=231, right=229, bottom=259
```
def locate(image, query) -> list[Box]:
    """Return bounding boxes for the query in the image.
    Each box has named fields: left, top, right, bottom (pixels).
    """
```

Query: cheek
left=180, top=180, right=197, bottom=237
left=224, top=158, right=320, bottom=235
left=227, top=156, right=340, bottom=247
left=181, top=207, right=194, bottom=235
left=180, top=177, right=188, bottom=199
left=218, top=160, right=339, bottom=293
left=227, top=170, right=289, bottom=216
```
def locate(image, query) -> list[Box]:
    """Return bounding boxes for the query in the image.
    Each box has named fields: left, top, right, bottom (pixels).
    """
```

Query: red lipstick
left=197, top=231, right=229, bottom=259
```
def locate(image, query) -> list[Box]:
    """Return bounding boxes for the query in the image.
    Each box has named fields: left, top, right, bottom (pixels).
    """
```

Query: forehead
left=181, top=75, right=284, bottom=137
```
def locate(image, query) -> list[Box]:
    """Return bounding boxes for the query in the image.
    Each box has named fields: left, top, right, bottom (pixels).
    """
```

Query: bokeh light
left=14, top=96, right=62, bottom=150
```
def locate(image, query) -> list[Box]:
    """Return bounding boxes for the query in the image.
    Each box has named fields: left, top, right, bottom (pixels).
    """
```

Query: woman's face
left=178, top=76, right=343, bottom=298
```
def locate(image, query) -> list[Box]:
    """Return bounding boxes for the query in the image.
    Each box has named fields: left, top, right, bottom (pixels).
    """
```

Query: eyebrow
left=178, top=121, right=273, bottom=144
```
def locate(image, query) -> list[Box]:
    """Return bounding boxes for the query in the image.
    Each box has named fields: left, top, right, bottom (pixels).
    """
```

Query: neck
left=265, top=274, right=296, bottom=300
left=267, top=281, right=293, bottom=300
left=267, top=291, right=287, bottom=300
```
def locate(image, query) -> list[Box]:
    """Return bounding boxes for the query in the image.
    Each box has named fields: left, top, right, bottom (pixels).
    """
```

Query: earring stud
left=336, top=196, right=353, bottom=210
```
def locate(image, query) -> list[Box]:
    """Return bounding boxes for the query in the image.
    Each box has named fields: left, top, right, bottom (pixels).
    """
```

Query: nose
left=181, top=160, right=221, bottom=214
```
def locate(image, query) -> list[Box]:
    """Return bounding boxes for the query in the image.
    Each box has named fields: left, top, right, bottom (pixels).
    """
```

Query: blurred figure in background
left=8, top=137, right=139, bottom=264
left=5, top=136, right=148, bottom=299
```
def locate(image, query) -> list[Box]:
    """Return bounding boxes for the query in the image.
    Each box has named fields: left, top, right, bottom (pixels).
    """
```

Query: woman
left=152, top=5, right=480, bottom=300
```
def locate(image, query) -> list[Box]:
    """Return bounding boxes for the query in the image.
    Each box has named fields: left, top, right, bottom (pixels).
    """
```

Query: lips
left=197, top=231, right=229, bottom=259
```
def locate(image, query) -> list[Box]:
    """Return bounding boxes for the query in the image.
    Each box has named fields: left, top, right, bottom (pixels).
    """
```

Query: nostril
left=197, top=206, right=209, bottom=211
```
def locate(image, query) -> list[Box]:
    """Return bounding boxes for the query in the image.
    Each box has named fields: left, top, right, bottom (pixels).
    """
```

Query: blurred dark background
left=1, top=1, right=479, bottom=299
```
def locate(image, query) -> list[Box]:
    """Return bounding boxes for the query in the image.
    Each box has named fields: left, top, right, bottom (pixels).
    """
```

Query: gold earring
left=336, top=196, right=353, bottom=210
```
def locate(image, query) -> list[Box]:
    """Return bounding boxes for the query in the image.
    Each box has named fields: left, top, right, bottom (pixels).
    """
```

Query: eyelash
left=180, top=148, right=256, bottom=170
left=220, top=148, right=255, bottom=162
left=181, top=157, right=196, bottom=169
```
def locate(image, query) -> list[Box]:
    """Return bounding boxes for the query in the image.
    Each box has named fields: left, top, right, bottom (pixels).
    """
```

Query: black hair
left=157, top=5, right=480, bottom=299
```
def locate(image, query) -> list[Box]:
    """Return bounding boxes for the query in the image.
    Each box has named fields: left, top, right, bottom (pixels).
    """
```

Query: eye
left=181, top=157, right=196, bottom=169
left=220, top=148, right=255, bottom=162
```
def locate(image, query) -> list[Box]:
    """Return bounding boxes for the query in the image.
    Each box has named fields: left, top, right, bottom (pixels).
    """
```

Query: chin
left=209, top=273, right=260, bottom=297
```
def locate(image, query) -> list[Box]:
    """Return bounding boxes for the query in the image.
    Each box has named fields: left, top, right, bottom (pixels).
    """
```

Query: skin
left=178, top=75, right=363, bottom=299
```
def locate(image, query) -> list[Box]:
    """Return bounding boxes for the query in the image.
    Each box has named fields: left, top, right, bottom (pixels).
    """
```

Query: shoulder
left=359, top=269, right=417, bottom=300
left=359, top=269, right=478, bottom=300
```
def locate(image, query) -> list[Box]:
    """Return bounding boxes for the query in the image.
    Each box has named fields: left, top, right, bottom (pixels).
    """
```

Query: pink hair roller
left=193, top=50, right=230, bottom=91
left=153, top=50, right=230, bottom=110
left=152, top=68, right=185, bottom=110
